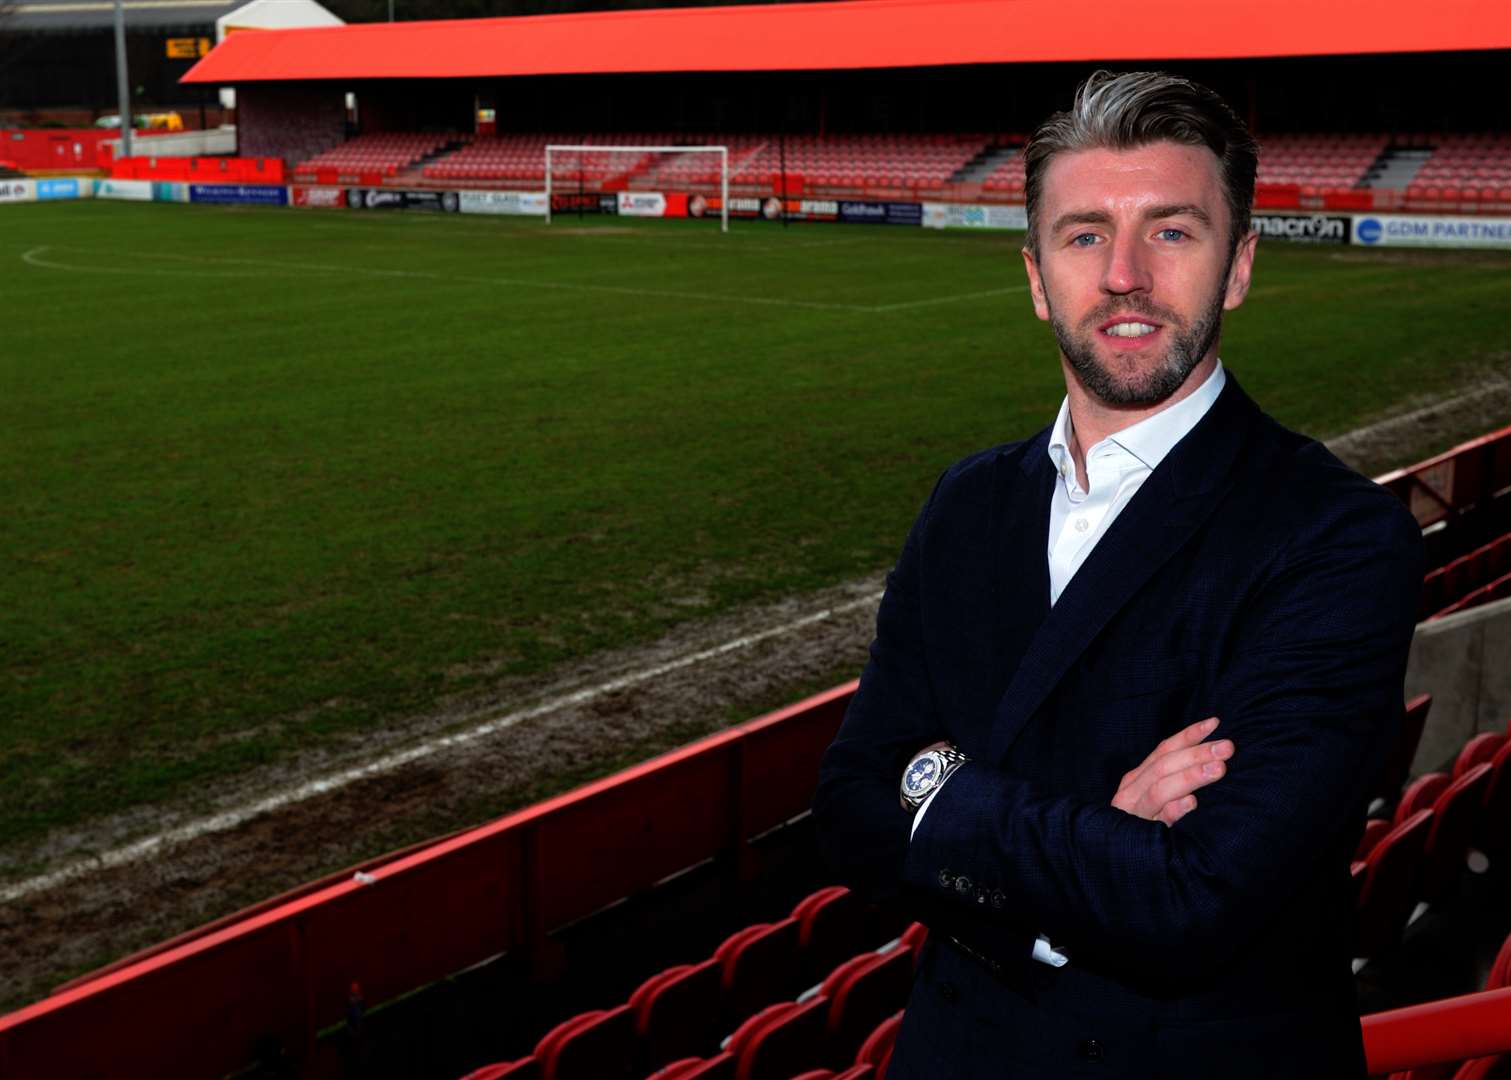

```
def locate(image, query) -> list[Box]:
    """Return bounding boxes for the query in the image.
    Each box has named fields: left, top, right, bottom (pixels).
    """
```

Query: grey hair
left=1022, top=70, right=1259, bottom=255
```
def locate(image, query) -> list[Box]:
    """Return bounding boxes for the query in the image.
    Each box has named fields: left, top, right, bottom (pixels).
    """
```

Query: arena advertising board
left=95, top=178, right=154, bottom=201
left=292, top=185, right=347, bottom=209
left=459, top=190, right=546, bottom=216
left=688, top=194, right=782, bottom=220
left=1351, top=213, right=1511, bottom=250
left=0, top=178, right=34, bottom=203
left=344, top=188, right=461, bottom=212
left=922, top=203, right=1029, bottom=231
left=1251, top=213, right=1350, bottom=244
left=551, top=192, right=621, bottom=215
left=189, top=183, right=290, bottom=206
left=36, top=178, right=86, bottom=201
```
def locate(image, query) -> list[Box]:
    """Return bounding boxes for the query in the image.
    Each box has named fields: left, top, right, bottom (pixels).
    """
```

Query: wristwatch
left=900, top=744, right=970, bottom=812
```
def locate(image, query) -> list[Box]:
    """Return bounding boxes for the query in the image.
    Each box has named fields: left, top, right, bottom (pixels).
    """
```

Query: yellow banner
left=165, top=37, right=211, bottom=59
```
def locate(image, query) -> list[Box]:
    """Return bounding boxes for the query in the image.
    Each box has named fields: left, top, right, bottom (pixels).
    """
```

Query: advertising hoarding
left=1352, top=213, right=1511, bottom=250
left=36, top=178, right=82, bottom=201
left=838, top=200, right=924, bottom=226
left=344, top=188, right=460, bottom=212
left=1251, top=213, right=1351, bottom=244
left=922, top=203, right=1028, bottom=231
left=617, top=191, right=667, bottom=217
left=189, top=183, right=290, bottom=206
left=95, top=178, right=153, bottom=201
left=459, top=190, right=546, bottom=216
left=292, top=185, right=347, bottom=208
left=0, top=179, right=34, bottom=203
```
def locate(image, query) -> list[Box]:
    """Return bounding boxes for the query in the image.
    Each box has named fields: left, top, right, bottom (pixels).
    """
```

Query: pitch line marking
left=19, top=245, right=1026, bottom=314
left=0, top=589, right=885, bottom=905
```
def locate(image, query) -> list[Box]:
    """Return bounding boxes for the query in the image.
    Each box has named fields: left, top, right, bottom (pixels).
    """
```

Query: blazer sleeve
left=812, top=472, right=947, bottom=903
left=900, top=483, right=1424, bottom=977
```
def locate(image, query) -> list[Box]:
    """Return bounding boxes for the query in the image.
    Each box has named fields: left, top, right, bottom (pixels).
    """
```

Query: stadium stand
left=5, top=424, right=1511, bottom=1079
left=294, top=132, right=460, bottom=180
left=280, top=126, right=1511, bottom=215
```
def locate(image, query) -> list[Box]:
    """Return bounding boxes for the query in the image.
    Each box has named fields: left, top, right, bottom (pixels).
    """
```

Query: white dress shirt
left=910, top=360, right=1227, bottom=965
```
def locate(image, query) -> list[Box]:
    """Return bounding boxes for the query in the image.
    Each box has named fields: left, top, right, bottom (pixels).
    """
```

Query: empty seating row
left=295, top=132, right=455, bottom=177
left=1386, top=933, right=1511, bottom=1079
left=1422, top=533, right=1511, bottom=620
left=1354, top=724, right=1511, bottom=966
left=460, top=888, right=916, bottom=1080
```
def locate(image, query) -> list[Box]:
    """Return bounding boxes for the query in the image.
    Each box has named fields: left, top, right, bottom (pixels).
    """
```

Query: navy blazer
left=813, top=375, right=1423, bottom=1079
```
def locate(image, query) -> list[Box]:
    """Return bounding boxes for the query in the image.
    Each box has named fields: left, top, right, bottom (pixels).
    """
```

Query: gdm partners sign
left=1352, top=214, right=1511, bottom=250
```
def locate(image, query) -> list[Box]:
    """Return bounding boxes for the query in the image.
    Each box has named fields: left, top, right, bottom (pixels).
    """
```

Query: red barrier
left=0, top=129, right=113, bottom=171
left=111, top=156, right=286, bottom=183
left=0, top=681, right=858, bottom=1079
left=1364, top=987, right=1511, bottom=1074
left=1377, top=423, right=1511, bottom=529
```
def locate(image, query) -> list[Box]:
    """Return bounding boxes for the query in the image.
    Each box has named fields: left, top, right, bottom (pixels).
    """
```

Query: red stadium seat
left=793, top=887, right=868, bottom=984
left=1374, top=695, right=1433, bottom=813
left=1359, top=817, right=1394, bottom=861
left=647, top=1055, right=737, bottom=1079
left=1456, top=733, right=1508, bottom=778
left=631, top=958, right=724, bottom=1071
left=1454, top=1058, right=1511, bottom=1080
left=533, top=1004, right=635, bottom=1080
left=854, top=1011, right=903, bottom=1075
left=1397, top=773, right=1453, bottom=826
left=724, top=996, right=829, bottom=1080
left=717, top=918, right=802, bottom=1026
left=1355, top=809, right=1433, bottom=962
left=1478, top=739, right=1511, bottom=857
left=821, top=947, right=914, bottom=1065
left=1420, top=764, right=1493, bottom=903
left=460, top=1058, right=540, bottom=1079
left=1488, top=930, right=1511, bottom=991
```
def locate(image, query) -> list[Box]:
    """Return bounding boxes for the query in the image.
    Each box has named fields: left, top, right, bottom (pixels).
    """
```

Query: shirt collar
left=1048, top=359, right=1226, bottom=475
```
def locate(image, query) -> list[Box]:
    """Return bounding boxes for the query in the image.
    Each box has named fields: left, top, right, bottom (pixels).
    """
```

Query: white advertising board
left=617, top=191, right=667, bottom=218
left=1352, top=213, right=1511, bottom=250
left=0, top=179, right=35, bottom=204
left=922, top=202, right=1028, bottom=231
left=459, top=190, right=547, bottom=216
left=95, top=178, right=154, bottom=201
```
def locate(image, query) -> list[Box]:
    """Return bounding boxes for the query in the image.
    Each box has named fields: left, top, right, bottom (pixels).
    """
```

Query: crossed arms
left=812, top=475, right=1422, bottom=978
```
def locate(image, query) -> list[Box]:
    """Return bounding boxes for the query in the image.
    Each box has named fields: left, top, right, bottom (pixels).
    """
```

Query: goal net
left=544, top=144, right=730, bottom=233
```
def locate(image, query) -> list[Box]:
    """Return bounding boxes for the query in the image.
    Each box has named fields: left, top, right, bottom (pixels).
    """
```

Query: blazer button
left=1078, top=1038, right=1104, bottom=1062
left=938, top=981, right=958, bottom=1003
left=938, top=869, right=954, bottom=889
left=954, top=875, right=973, bottom=895
left=973, top=885, right=988, bottom=904
left=990, top=889, right=1006, bottom=910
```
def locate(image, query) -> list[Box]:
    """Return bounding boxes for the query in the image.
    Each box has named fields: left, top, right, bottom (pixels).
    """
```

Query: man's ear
left=1222, top=230, right=1258, bottom=311
left=1022, top=245, right=1051, bottom=322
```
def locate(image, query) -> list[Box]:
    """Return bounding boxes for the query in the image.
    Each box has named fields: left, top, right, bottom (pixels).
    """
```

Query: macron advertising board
left=1352, top=213, right=1511, bottom=250
left=1252, top=213, right=1351, bottom=244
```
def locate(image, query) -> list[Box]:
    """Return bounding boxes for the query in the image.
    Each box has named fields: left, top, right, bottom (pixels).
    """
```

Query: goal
left=544, top=144, right=731, bottom=233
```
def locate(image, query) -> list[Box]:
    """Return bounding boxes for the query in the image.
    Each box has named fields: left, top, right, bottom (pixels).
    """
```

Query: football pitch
left=3, top=200, right=1509, bottom=861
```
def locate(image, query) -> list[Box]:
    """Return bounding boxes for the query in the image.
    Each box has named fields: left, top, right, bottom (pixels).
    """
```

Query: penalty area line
left=0, top=588, right=885, bottom=906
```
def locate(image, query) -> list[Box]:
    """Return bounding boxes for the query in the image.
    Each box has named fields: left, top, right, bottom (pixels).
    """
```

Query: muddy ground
left=3, top=376, right=1509, bottom=1016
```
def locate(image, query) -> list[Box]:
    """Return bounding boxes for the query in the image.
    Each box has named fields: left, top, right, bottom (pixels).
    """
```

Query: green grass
left=2, top=200, right=1508, bottom=855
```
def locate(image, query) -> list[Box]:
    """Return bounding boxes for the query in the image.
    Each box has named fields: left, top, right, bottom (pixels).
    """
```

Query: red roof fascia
left=183, top=0, right=1511, bottom=84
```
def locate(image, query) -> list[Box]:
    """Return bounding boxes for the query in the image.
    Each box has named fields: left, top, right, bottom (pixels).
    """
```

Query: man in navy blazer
left=813, top=71, right=1423, bottom=1078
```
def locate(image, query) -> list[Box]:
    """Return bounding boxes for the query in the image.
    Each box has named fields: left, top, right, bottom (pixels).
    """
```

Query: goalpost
left=544, top=144, right=730, bottom=233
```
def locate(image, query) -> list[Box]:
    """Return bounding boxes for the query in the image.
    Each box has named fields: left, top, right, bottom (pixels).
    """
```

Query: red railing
left=4, top=428, right=1511, bottom=1078
left=0, top=682, right=856, bottom=1079
left=1364, top=987, right=1511, bottom=1074
left=1377, top=423, right=1511, bottom=531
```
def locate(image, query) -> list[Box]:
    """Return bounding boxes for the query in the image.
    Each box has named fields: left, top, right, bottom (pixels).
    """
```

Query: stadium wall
left=1406, top=597, right=1511, bottom=772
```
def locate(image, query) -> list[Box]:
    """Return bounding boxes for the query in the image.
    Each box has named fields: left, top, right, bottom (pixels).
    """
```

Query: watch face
left=904, top=751, right=943, bottom=797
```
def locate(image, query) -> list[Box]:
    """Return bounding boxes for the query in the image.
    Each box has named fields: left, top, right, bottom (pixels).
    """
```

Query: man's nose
left=1100, top=233, right=1152, bottom=295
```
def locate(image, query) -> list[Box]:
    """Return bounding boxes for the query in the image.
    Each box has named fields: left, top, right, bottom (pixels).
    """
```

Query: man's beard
left=1048, top=277, right=1227, bottom=408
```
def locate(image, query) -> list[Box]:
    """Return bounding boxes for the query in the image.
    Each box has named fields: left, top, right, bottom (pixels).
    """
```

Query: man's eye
left=1157, top=227, right=1187, bottom=241
left=1071, top=233, right=1099, bottom=247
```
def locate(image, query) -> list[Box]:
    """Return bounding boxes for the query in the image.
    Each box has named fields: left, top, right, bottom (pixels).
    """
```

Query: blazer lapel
left=987, top=377, right=1261, bottom=766
left=989, top=431, right=1055, bottom=674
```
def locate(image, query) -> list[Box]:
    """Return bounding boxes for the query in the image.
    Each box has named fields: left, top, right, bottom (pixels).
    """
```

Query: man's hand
left=1111, top=717, right=1233, bottom=827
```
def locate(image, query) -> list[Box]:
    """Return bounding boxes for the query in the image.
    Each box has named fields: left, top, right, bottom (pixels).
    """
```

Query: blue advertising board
left=189, top=183, right=289, bottom=207
left=36, top=178, right=81, bottom=201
